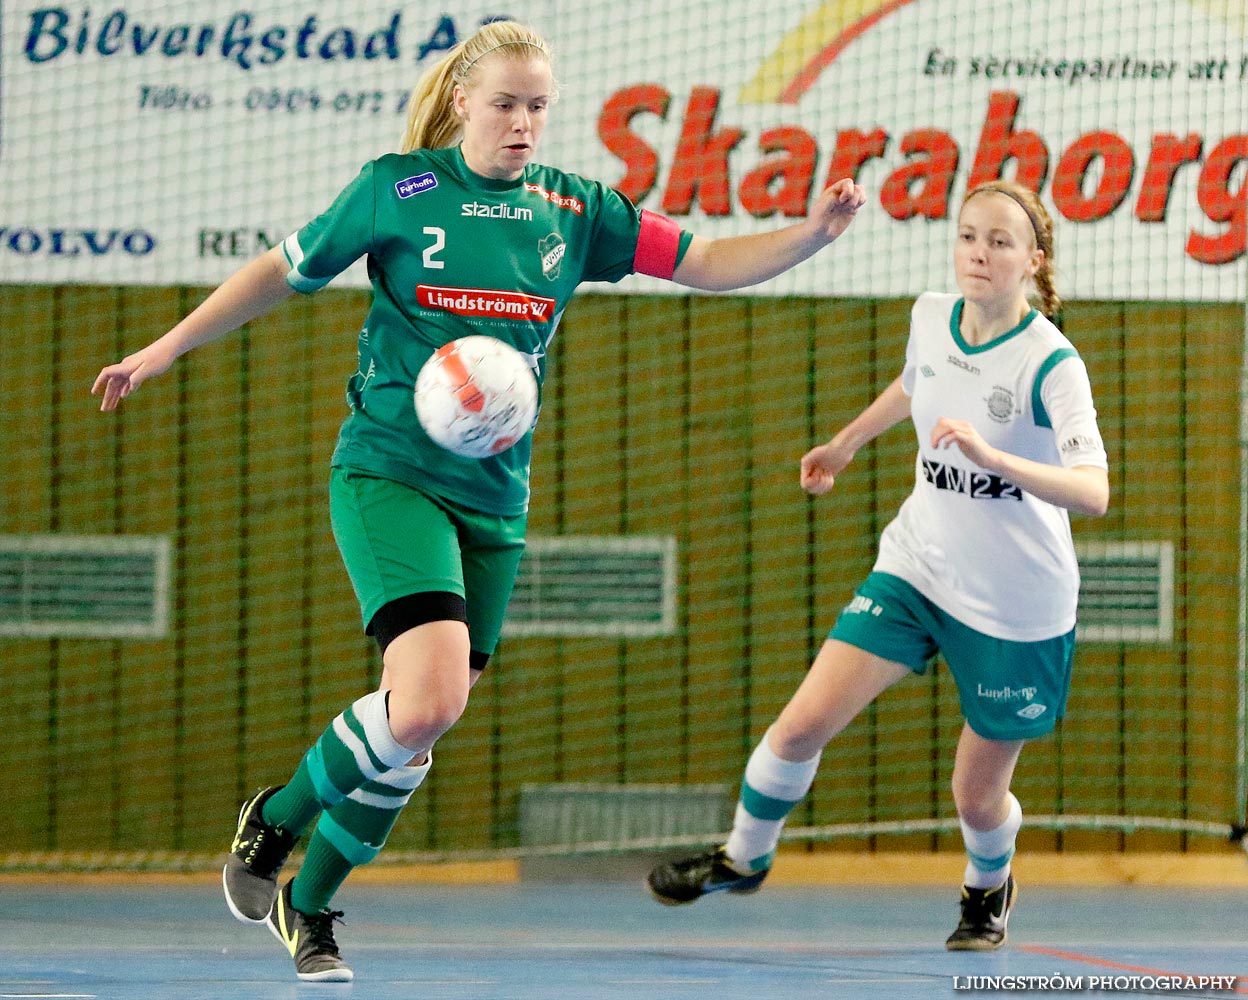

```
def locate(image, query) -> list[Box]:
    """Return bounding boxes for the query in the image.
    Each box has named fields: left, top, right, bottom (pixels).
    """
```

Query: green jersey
left=282, top=145, right=689, bottom=516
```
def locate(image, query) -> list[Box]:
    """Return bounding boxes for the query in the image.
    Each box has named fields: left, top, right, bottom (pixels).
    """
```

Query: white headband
left=462, top=39, right=547, bottom=71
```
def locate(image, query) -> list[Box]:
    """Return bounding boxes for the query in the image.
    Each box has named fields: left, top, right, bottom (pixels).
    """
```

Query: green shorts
left=828, top=572, right=1075, bottom=741
left=328, top=467, right=527, bottom=655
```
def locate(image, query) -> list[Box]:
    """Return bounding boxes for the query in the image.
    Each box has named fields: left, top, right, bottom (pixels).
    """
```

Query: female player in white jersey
left=649, top=179, right=1109, bottom=951
left=92, top=20, right=866, bottom=982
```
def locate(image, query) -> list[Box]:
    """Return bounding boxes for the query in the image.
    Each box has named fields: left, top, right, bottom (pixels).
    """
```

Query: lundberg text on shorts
left=953, top=974, right=1240, bottom=991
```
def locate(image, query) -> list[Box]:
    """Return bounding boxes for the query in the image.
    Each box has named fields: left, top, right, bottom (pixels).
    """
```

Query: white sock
left=724, top=728, right=821, bottom=872
left=961, top=792, right=1022, bottom=889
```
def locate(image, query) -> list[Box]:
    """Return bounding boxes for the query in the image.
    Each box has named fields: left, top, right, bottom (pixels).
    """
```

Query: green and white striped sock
left=961, top=793, right=1022, bottom=889
left=262, top=690, right=419, bottom=836
left=724, top=729, right=821, bottom=872
left=291, top=754, right=432, bottom=913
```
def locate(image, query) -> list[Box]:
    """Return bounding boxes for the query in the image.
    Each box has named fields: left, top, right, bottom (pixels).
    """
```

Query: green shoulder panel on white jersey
left=1030, top=348, right=1079, bottom=428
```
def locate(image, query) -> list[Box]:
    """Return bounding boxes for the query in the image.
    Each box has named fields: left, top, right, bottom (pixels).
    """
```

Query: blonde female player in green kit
left=92, top=20, right=866, bottom=983
left=649, top=179, right=1110, bottom=952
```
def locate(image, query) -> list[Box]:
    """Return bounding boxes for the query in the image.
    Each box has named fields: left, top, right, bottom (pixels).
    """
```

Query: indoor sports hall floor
left=2, top=873, right=1245, bottom=999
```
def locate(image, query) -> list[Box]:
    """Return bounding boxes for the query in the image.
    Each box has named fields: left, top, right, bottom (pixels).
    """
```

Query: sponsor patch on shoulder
left=1061, top=433, right=1102, bottom=454
left=395, top=172, right=438, bottom=199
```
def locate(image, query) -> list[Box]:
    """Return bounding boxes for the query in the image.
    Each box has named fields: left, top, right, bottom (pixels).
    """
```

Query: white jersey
left=873, top=292, right=1108, bottom=641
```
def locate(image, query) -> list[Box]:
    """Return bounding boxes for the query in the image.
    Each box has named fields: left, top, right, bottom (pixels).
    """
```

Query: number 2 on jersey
left=422, top=226, right=446, bottom=269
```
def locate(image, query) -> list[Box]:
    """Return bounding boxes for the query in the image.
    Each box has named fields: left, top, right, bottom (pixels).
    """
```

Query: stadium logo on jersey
left=921, top=458, right=1023, bottom=501
left=539, top=233, right=565, bottom=280
left=461, top=202, right=534, bottom=221
left=417, top=284, right=556, bottom=323
left=395, top=173, right=437, bottom=199
left=524, top=183, right=585, bottom=215
left=946, top=354, right=980, bottom=376
left=985, top=386, right=1015, bottom=423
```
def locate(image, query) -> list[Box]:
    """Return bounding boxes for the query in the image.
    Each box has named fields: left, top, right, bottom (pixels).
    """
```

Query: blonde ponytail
left=398, top=21, right=554, bottom=154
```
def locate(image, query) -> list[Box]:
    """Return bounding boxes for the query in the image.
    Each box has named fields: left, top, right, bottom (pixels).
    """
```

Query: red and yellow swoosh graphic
left=741, top=0, right=1245, bottom=106
left=739, top=0, right=918, bottom=105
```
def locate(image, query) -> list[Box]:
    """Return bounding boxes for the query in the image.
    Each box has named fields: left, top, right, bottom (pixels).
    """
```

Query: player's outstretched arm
left=801, top=376, right=910, bottom=496
left=92, top=247, right=295, bottom=411
left=672, top=179, right=867, bottom=292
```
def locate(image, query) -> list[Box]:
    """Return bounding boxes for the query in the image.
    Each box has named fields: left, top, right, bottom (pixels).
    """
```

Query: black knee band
left=368, top=591, right=467, bottom=654
left=469, top=650, right=491, bottom=673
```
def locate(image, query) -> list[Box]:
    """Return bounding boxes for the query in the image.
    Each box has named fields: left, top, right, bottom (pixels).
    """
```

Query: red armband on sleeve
left=633, top=209, right=682, bottom=279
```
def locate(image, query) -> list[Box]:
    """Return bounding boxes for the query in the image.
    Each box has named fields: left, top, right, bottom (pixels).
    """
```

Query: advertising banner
left=0, top=0, right=1243, bottom=299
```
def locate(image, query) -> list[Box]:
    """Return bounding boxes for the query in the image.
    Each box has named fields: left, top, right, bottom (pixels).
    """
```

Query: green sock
left=261, top=690, right=417, bottom=835
left=290, top=757, right=431, bottom=913
left=290, top=830, right=353, bottom=914
left=261, top=767, right=320, bottom=837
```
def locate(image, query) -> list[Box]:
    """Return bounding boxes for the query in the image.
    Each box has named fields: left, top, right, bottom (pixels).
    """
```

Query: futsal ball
left=414, top=336, right=539, bottom=459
